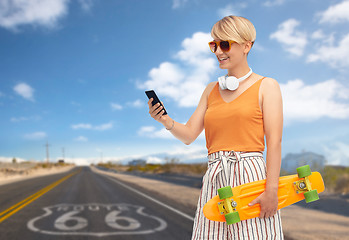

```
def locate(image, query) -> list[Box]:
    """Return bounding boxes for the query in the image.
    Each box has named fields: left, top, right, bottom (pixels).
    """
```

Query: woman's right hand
left=147, top=98, right=169, bottom=125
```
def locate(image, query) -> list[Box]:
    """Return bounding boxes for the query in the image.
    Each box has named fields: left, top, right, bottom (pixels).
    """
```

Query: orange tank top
left=204, top=77, right=265, bottom=154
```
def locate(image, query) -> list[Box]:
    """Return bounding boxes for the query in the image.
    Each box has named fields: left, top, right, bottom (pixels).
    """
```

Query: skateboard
left=203, top=165, right=325, bottom=225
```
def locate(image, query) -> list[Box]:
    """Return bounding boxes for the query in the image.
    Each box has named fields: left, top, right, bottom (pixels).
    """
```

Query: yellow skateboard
left=203, top=165, right=325, bottom=225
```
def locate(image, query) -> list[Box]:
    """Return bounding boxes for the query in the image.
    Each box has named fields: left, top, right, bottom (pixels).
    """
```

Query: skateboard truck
left=216, top=186, right=241, bottom=224
left=293, top=176, right=312, bottom=194
left=293, top=165, right=320, bottom=203
left=218, top=198, right=237, bottom=215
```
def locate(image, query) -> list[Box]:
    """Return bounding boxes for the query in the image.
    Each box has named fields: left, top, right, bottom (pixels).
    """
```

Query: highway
left=0, top=167, right=194, bottom=240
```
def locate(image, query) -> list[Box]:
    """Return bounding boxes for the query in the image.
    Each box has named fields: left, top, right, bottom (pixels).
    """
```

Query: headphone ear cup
left=218, top=76, right=226, bottom=90
left=225, top=76, right=239, bottom=91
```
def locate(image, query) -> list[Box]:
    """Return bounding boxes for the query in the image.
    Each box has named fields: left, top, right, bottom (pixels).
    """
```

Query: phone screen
left=145, top=90, right=167, bottom=115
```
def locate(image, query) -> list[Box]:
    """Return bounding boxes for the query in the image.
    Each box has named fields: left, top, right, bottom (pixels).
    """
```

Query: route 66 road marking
left=27, top=203, right=167, bottom=237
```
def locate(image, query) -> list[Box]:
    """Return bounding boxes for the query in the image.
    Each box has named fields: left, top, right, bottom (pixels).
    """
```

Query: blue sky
left=1, top=0, right=349, bottom=166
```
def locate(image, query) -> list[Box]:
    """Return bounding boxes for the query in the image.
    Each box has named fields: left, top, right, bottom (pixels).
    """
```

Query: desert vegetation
left=97, top=160, right=349, bottom=194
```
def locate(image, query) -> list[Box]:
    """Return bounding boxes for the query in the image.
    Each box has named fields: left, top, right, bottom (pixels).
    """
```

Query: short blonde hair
left=211, top=16, right=256, bottom=45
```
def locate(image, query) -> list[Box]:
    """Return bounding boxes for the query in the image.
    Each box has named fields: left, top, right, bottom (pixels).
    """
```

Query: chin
left=219, top=63, right=229, bottom=69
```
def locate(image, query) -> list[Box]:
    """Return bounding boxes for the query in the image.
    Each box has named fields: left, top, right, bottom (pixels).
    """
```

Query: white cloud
left=172, top=0, right=188, bottom=9
left=251, top=42, right=265, bottom=52
left=0, top=91, right=4, bottom=97
left=110, top=102, right=123, bottom=111
left=140, top=32, right=216, bottom=107
left=143, top=146, right=206, bottom=164
left=280, top=79, right=349, bottom=124
left=311, top=30, right=325, bottom=40
left=71, top=122, right=113, bottom=131
left=78, top=0, right=93, bottom=12
left=75, top=136, right=88, bottom=142
left=11, top=115, right=41, bottom=122
left=167, top=144, right=207, bottom=159
left=71, top=101, right=81, bottom=107
left=71, top=123, right=92, bottom=129
left=111, top=100, right=143, bottom=110
left=115, top=143, right=207, bottom=164
left=127, top=99, right=143, bottom=108
left=307, top=33, right=349, bottom=69
left=0, top=0, right=69, bottom=31
left=217, top=3, right=247, bottom=17
left=263, top=0, right=285, bottom=7
left=63, top=157, right=91, bottom=166
left=145, top=156, right=163, bottom=164
left=24, top=131, right=47, bottom=140
left=323, top=142, right=349, bottom=166
left=94, top=122, right=113, bottom=131
left=138, top=124, right=205, bottom=141
left=270, top=19, right=307, bottom=56
left=13, top=83, right=35, bottom=101
left=138, top=126, right=173, bottom=139
left=318, top=0, right=349, bottom=24
left=0, top=156, right=27, bottom=162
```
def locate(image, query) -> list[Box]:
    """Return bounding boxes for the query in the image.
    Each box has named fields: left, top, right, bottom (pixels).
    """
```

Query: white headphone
left=218, top=68, right=253, bottom=91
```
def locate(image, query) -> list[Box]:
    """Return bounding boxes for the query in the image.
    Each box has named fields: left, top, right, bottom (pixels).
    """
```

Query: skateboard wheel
left=218, top=186, right=233, bottom=200
left=296, top=165, right=311, bottom=178
left=225, top=212, right=240, bottom=225
left=304, top=189, right=319, bottom=203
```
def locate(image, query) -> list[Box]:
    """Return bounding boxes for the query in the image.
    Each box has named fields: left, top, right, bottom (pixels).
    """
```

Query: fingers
left=147, top=98, right=153, bottom=107
left=148, top=101, right=165, bottom=120
left=248, top=198, right=259, bottom=207
left=250, top=196, right=277, bottom=218
left=259, top=206, right=277, bottom=218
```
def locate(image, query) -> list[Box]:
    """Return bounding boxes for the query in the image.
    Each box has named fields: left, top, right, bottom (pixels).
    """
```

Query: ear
left=243, top=41, right=253, bottom=54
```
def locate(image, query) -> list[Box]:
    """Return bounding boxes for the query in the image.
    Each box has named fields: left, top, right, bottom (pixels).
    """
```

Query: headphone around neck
left=218, top=68, right=253, bottom=91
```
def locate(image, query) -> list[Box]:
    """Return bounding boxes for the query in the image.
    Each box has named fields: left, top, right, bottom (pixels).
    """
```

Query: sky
left=0, top=0, right=349, bottom=166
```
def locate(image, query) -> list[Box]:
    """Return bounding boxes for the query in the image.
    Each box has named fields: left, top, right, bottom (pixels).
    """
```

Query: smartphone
left=145, top=90, right=167, bottom=115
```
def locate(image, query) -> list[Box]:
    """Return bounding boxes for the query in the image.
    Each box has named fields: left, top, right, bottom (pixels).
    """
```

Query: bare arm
left=263, top=78, right=283, bottom=191
left=148, top=83, right=215, bottom=145
left=249, top=77, right=283, bottom=218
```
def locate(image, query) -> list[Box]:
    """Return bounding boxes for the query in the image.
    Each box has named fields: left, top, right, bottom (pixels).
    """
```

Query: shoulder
left=259, top=77, right=283, bottom=110
left=260, top=77, right=281, bottom=94
left=206, top=81, right=217, bottom=91
left=195, top=81, right=218, bottom=110
left=203, top=81, right=217, bottom=98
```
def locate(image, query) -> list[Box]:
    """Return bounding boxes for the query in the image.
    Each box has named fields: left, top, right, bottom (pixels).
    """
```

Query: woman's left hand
left=248, top=190, right=278, bottom=218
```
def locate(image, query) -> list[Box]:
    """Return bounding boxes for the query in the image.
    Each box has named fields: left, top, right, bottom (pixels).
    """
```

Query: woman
left=148, top=16, right=284, bottom=239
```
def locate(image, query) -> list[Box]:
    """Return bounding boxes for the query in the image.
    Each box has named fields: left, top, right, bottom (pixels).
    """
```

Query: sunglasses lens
left=209, top=42, right=217, bottom=53
left=220, top=41, right=230, bottom=52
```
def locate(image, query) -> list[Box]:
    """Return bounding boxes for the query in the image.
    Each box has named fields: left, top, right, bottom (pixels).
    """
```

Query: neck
left=227, top=62, right=251, bottom=78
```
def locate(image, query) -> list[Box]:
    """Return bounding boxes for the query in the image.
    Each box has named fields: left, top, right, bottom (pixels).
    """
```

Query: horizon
left=0, top=149, right=341, bottom=168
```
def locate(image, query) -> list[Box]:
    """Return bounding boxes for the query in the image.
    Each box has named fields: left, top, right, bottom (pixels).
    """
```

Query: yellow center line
left=0, top=168, right=80, bottom=223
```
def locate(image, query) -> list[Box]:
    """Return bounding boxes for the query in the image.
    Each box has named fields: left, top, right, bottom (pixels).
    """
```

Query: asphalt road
left=0, top=167, right=194, bottom=240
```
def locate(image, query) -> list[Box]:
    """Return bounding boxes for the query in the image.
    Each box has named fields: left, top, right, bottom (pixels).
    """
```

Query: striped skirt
left=191, top=151, right=284, bottom=240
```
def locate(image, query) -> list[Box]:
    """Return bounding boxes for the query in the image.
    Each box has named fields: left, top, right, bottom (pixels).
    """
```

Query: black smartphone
left=145, top=90, right=167, bottom=115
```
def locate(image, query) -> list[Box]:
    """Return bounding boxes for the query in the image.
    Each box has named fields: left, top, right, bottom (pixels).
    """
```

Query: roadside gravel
left=0, top=165, right=74, bottom=186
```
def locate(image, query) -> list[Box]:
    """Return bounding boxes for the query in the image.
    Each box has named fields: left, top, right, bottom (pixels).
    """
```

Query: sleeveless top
left=204, top=77, right=265, bottom=154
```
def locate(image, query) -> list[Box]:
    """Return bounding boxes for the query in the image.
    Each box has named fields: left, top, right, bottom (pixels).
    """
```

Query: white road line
left=99, top=173, right=194, bottom=222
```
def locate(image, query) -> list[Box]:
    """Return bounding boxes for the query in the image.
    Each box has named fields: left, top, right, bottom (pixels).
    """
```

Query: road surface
left=0, top=167, right=194, bottom=240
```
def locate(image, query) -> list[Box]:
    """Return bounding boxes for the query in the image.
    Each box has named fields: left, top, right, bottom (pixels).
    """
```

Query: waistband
left=207, top=150, right=264, bottom=186
left=208, top=150, right=263, bottom=163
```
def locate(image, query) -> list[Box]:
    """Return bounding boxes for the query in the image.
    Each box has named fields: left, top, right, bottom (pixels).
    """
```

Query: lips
left=218, top=56, right=229, bottom=63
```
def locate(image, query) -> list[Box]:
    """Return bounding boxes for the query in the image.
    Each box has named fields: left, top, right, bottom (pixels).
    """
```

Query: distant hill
left=281, top=151, right=326, bottom=173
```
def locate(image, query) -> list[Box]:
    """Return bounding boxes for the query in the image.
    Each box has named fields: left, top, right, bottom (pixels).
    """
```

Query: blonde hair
left=211, top=16, right=256, bottom=45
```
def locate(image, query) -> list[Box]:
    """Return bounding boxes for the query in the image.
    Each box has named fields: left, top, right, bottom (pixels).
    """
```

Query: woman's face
left=214, top=40, right=248, bottom=70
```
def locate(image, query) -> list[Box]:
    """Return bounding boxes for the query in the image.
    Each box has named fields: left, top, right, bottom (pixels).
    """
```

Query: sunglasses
left=208, top=40, right=236, bottom=53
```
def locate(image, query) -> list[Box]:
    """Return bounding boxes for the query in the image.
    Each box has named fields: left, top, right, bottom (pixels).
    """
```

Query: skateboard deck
left=203, top=165, right=325, bottom=224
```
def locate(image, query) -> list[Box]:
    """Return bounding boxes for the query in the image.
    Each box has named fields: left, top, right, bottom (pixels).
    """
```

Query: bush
left=322, top=166, right=349, bottom=193
left=335, top=174, right=349, bottom=194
